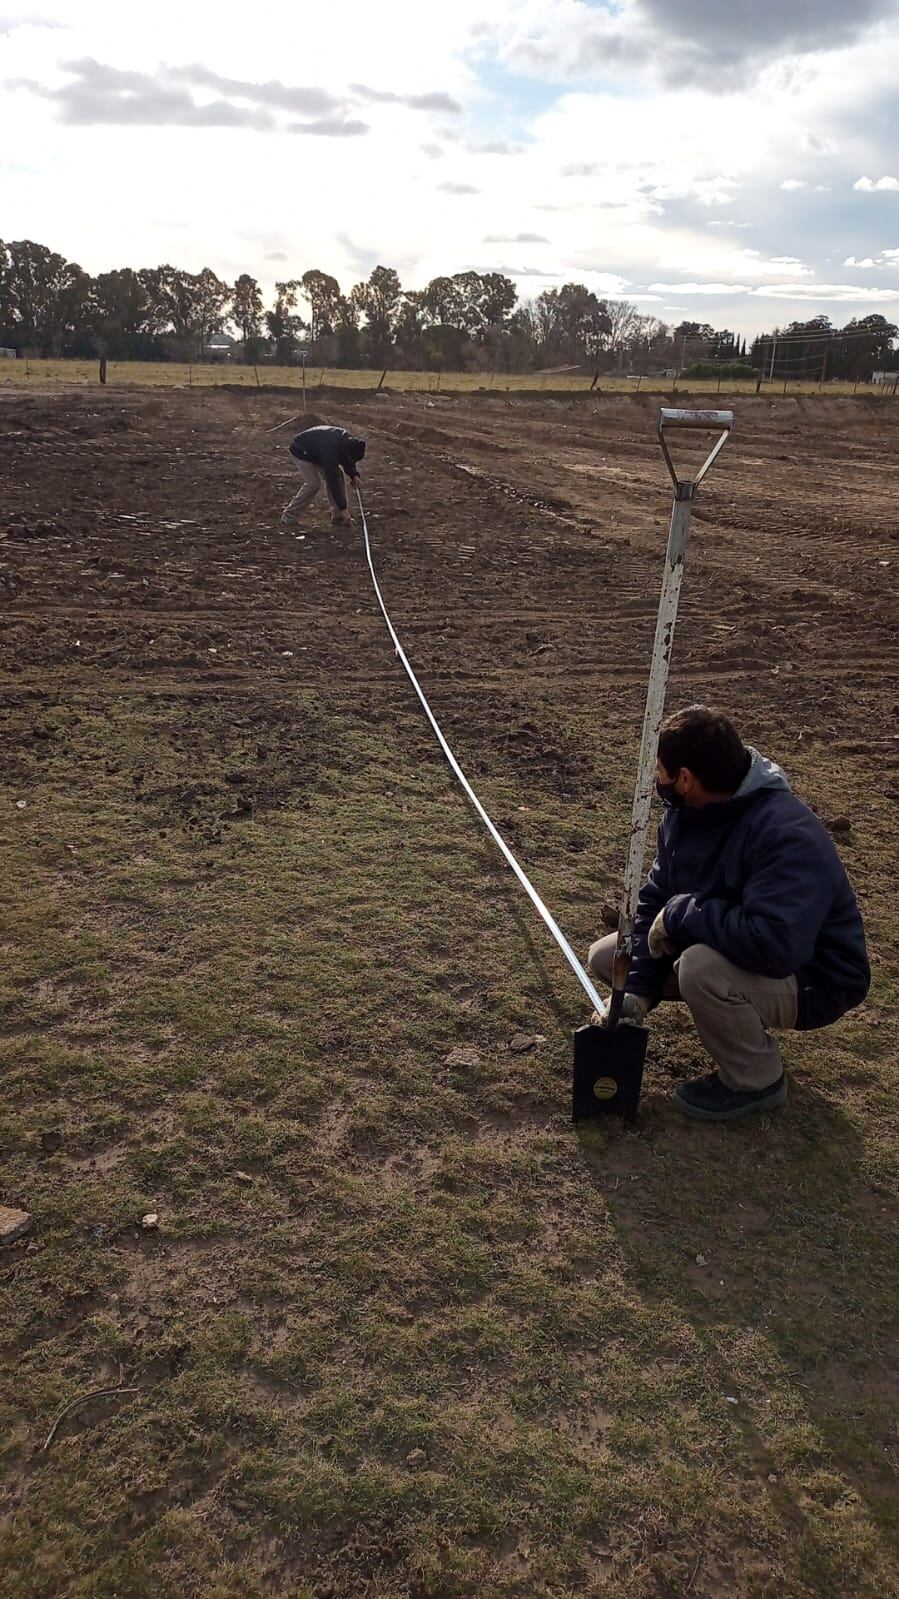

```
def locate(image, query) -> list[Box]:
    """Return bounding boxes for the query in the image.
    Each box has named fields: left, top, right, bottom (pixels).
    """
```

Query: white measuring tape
left=355, top=484, right=607, bottom=1017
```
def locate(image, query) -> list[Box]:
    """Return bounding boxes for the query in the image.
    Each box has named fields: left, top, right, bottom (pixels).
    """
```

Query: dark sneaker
left=672, top=1070, right=787, bottom=1122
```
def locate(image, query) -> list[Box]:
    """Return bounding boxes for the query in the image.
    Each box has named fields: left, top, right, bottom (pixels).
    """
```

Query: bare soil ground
left=0, top=384, right=897, bottom=1598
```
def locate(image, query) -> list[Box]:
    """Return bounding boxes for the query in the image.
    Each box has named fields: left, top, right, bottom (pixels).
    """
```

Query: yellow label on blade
left=594, top=1076, right=617, bottom=1101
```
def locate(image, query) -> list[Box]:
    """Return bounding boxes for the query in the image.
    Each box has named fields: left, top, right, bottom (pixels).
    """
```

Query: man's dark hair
left=658, top=706, right=751, bottom=793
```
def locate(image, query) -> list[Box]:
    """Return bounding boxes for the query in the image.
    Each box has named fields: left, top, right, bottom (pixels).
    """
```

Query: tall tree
left=151, top=265, right=201, bottom=350
left=421, top=275, right=466, bottom=329
left=393, top=290, right=427, bottom=364
left=351, top=265, right=403, bottom=363
left=334, top=293, right=361, bottom=366
left=1, top=239, right=91, bottom=355
left=536, top=284, right=612, bottom=364
left=191, top=268, right=231, bottom=355
left=301, top=269, right=342, bottom=344
left=90, top=268, right=153, bottom=355
left=136, top=266, right=177, bottom=339
left=420, top=272, right=517, bottom=340
left=231, top=273, right=263, bottom=355
left=266, top=279, right=305, bottom=362
left=477, top=272, right=517, bottom=328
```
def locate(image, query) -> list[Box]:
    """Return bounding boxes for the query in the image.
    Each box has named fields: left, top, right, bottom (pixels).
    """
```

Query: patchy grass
left=1, top=687, right=896, bottom=1599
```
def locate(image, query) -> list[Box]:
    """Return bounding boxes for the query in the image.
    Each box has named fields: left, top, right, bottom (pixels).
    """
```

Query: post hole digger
left=572, top=409, right=734, bottom=1123
left=354, top=407, right=734, bottom=1124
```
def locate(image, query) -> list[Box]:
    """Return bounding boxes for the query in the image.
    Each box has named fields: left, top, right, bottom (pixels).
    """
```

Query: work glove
left=648, top=908, right=677, bottom=959
left=591, top=993, right=650, bottom=1027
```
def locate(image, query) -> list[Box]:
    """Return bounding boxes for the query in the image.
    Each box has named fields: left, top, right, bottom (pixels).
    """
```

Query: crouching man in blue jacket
left=588, top=706, right=870, bottom=1122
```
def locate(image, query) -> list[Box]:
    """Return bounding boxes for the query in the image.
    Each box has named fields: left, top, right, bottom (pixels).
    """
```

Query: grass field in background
left=0, top=359, right=890, bottom=398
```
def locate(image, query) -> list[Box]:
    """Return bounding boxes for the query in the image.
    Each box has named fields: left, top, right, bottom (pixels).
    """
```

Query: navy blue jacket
left=628, top=750, right=870, bottom=1029
left=289, top=426, right=366, bottom=511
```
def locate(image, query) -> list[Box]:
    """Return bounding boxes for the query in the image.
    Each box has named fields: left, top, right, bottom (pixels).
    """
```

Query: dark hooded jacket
left=627, top=749, right=870, bottom=1029
left=289, top=426, right=366, bottom=510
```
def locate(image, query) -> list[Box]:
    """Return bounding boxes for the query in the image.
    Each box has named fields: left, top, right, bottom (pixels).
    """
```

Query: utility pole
left=768, top=331, right=778, bottom=381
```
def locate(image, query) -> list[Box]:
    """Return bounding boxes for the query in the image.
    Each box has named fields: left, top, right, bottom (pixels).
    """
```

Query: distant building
left=0, top=348, right=16, bottom=359
left=872, top=370, right=899, bottom=388
left=203, top=334, right=237, bottom=361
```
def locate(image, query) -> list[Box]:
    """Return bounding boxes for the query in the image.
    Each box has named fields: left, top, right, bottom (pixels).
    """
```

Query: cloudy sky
left=3, top=0, right=899, bottom=335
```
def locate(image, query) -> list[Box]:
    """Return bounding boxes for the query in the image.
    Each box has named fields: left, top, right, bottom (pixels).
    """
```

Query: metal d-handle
left=658, top=408, right=734, bottom=497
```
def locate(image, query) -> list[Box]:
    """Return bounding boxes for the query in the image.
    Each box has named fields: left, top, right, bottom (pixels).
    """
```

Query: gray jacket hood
left=735, top=746, right=791, bottom=799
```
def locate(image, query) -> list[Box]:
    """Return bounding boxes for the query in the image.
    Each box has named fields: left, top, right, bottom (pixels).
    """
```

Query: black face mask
left=656, top=778, right=685, bottom=808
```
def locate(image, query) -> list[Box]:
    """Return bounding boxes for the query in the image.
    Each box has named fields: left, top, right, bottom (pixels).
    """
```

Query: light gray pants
left=283, top=460, right=344, bottom=519
left=587, top=933, right=798, bottom=1092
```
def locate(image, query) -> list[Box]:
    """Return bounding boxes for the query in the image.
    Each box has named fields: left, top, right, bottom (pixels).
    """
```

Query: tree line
left=0, top=237, right=894, bottom=379
left=750, top=315, right=898, bottom=383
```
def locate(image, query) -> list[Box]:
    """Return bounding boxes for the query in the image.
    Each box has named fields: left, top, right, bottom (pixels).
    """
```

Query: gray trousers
left=587, top=933, right=798, bottom=1092
left=283, top=460, right=345, bottom=519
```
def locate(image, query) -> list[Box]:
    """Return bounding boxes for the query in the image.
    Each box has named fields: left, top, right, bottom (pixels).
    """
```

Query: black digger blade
left=572, top=1022, right=648, bottom=1125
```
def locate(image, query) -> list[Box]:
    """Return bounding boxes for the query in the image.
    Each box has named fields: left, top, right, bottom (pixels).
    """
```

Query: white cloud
left=649, top=282, right=754, bottom=295
left=646, top=277, right=899, bottom=304
left=491, top=263, right=558, bottom=278
left=657, top=246, right=811, bottom=280
left=467, top=139, right=524, bottom=155
left=844, top=254, right=877, bottom=266
left=780, top=178, right=807, bottom=190
left=648, top=174, right=740, bottom=207
left=581, top=273, right=633, bottom=296
left=855, top=175, right=899, bottom=191
left=0, top=13, right=63, bottom=32
left=758, top=281, right=899, bottom=301
left=8, top=56, right=467, bottom=133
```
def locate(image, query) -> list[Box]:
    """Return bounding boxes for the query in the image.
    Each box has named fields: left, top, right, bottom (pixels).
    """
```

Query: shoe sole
left=672, top=1079, right=788, bottom=1122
